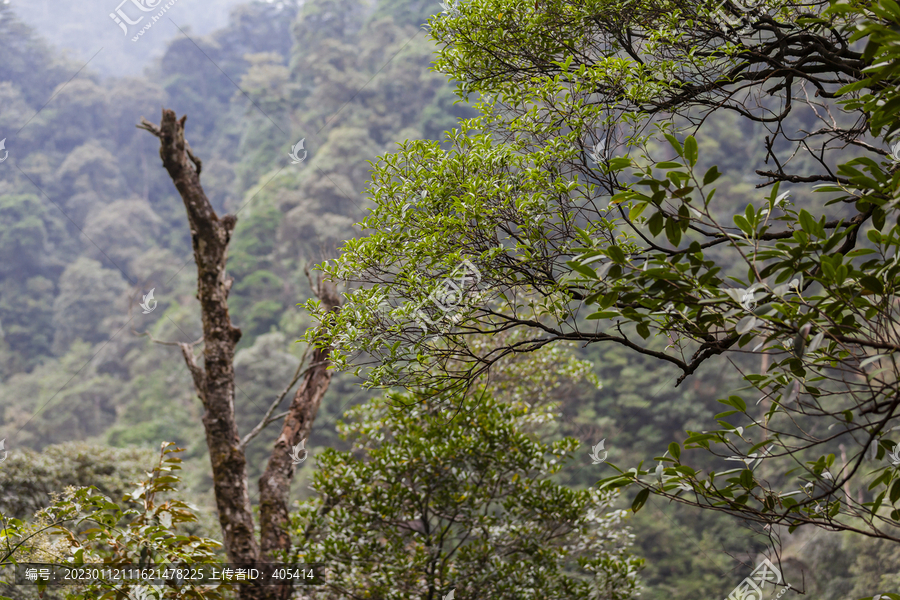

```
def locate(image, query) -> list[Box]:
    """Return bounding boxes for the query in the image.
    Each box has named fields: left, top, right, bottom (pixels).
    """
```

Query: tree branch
left=258, top=267, right=342, bottom=591
left=139, top=109, right=267, bottom=600
left=239, top=355, right=329, bottom=451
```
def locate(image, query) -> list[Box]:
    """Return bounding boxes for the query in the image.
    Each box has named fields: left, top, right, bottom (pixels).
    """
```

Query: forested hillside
left=1, top=0, right=899, bottom=599
left=0, top=0, right=464, bottom=463
left=11, top=0, right=249, bottom=77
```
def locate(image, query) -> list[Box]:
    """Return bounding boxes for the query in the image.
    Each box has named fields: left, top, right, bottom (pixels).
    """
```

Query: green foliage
left=292, top=389, right=642, bottom=599
left=0, top=275, right=55, bottom=373
left=51, top=258, right=129, bottom=351
left=0, top=443, right=227, bottom=600
left=312, top=0, right=900, bottom=587
left=0, top=195, right=55, bottom=276
left=0, top=0, right=464, bottom=438
left=0, top=341, right=128, bottom=449
left=0, top=5, right=70, bottom=105
left=597, top=82, right=900, bottom=548
left=0, top=442, right=156, bottom=520
left=5, top=0, right=900, bottom=597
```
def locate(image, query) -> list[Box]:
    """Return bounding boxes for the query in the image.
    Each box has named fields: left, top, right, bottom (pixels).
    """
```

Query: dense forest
left=1, top=0, right=899, bottom=598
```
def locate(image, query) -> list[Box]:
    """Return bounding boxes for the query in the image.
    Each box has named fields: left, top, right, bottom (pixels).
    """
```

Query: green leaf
left=891, top=479, right=900, bottom=504
left=733, top=214, right=752, bottom=234
left=599, top=291, right=618, bottom=309
left=599, top=476, right=635, bottom=490
left=684, top=433, right=717, bottom=445
left=668, top=442, right=681, bottom=461
left=607, top=246, right=626, bottom=263
left=636, top=322, right=651, bottom=339
left=727, top=395, right=747, bottom=411
left=608, top=156, right=632, bottom=171
left=846, top=248, right=876, bottom=257
left=567, top=261, right=598, bottom=279
left=870, top=470, right=892, bottom=491
left=665, top=218, right=682, bottom=246
left=859, top=275, right=884, bottom=294
left=648, top=212, right=664, bottom=236
left=632, top=488, right=651, bottom=513
left=629, top=202, right=649, bottom=221
left=587, top=311, right=619, bottom=320
left=657, top=161, right=686, bottom=169
left=664, top=133, right=684, bottom=157
left=873, top=207, right=886, bottom=231
left=684, top=136, right=698, bottom=167
left=703, top=165, right=721, bottom=185
left=798, top=209, right=816, bottom=235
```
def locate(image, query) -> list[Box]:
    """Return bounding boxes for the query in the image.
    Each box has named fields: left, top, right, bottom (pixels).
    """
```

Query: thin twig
left=179, top=342, right=206, bottom=405
left=238, top=344, right=325, bottom=450
left=135, top=328, right=203, bottom=348
left=136, top=117, right=161, bottom=137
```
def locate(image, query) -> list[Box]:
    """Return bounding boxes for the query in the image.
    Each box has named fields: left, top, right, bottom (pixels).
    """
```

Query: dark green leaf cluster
left=292, top=389, right=642, bottom=599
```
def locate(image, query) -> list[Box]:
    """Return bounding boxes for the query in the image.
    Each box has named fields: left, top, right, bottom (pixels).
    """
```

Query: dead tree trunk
left=138, top=109, right=340, bottom=600
left=139, top=108, right=259, bottom=567
left=258, top=273, right=340, bottom=598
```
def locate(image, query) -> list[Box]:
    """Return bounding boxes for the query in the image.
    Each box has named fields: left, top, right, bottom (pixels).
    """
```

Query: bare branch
left=178, top=342, right=206, bottom=406
left=239, top=355, right=333, bottom=452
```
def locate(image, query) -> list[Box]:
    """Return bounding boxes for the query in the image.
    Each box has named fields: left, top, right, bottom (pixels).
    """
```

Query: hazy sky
left=10, top=0, right=261, bottom=77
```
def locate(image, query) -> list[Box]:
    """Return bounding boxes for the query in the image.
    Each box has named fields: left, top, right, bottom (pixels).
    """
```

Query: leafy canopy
left=292, top=389, right=642, bottom=600
left=0, top=443, right=228, bottom=600
left=312, top=0, right=900, bottom=547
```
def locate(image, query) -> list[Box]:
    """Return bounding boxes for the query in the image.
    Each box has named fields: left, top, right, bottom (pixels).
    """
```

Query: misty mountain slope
left=9, top=0, right=257, bottom=77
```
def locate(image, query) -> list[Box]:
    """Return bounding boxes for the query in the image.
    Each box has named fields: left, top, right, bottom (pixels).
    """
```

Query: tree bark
left=258, top=275, right=341, bottom=599
left=140, top=109, right=342, bottom=600
left=139, top=109, right=268, bottom=600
